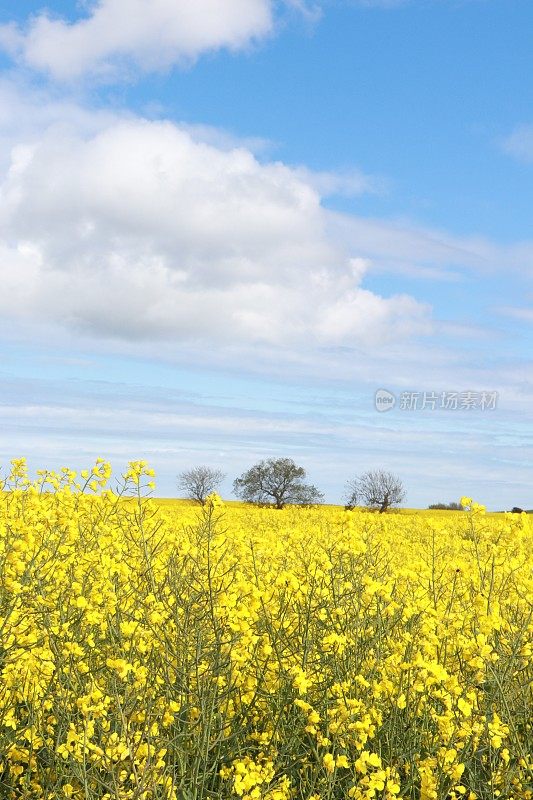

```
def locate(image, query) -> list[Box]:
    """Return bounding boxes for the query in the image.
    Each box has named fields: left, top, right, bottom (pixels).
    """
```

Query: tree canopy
left=345, top=469, right=405, bottom=513
left=177, top=466, right=225, bottom=505
left=233, top=458, right=323, bottom=509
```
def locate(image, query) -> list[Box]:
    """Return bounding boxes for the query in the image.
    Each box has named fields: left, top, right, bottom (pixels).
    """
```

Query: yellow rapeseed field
left=0, top=459, right=531, bottom=800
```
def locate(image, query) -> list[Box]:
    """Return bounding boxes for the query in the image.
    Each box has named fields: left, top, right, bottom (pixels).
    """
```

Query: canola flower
left=0, top=458, right=531, bottom=800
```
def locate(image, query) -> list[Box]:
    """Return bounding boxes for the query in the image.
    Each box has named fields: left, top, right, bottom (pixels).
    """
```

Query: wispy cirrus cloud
left=2, top=364, right=532, bottom=506
left=293, top=165, right=386, bottom=197
left=497, top=306, right=533, bottom=323
left=502, top=124, right=533, bottom=164
left=328, top=211, right=533, bottom=280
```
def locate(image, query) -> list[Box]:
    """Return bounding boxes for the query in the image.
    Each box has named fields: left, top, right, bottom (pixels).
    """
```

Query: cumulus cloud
left=0, top=93, right=430, bottom=349
left=0, top=0, right=275, bottom=81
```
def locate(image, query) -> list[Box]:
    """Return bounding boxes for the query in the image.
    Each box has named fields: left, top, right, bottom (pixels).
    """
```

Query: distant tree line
left=428, top=501, right=464, bottom=511
left=175, top=465, right=521, bottom=512
left=177, top=458, right=407, bottom=512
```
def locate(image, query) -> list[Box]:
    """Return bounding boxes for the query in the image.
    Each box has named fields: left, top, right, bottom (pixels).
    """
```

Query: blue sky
left=0, top=0, right=532, bottom=507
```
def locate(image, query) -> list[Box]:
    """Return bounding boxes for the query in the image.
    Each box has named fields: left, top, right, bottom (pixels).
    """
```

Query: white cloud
left=1, top=84, right=531, bottom=358
left=328, top=211, right=533, bottom=280
left=283, top=0, right=323, bottom=21
left=2, top=367, right=532, bottom=508
left=292, top=165, right=384, bottom=197
left=502, top=124, right=533, bottom=164
left=0, top=92, right=430, bottom=349
left=497, top=306, right=533, bottom=323
left=0, top=0, right=275, bottom=81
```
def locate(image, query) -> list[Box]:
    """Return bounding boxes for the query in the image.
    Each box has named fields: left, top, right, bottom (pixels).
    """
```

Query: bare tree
left=233, top=458, right=324, bottom=509
left=177, top=466, right=225, bottom=505
left=344, top=478, right=359, bottom=510
left=346, top=470, right=405, bottom=513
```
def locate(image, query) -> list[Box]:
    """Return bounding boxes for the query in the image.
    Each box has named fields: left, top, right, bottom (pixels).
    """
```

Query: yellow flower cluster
left=0, top=458, right=531, bottom=799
